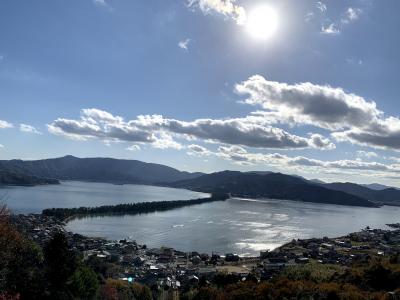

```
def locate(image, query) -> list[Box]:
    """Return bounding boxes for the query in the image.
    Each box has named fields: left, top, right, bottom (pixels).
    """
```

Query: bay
left=0, top=181, right=209, bottom=214
left=66, top=197, right=400, bottom=256
left=3, top=181, right=400, bottom=257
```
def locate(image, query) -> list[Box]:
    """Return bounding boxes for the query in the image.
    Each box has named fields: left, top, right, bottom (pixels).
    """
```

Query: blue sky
left=0, top=0, right=400, bottom=186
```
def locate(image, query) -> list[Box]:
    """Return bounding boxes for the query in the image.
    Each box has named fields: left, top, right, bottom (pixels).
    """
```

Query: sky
left=0, top=0, right=400, bottom=187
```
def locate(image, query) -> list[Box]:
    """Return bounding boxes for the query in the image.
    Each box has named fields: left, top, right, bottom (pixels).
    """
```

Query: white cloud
left=342, top=7, right=362, bottom=24
left=20, top=124, right=42, bottom=134
left=163, top=117, right=333, bottom=150
left=194, top=145, right=400, bottom=177
left=0, top=144, right=3, bottom=148
left=309, top=133, right=336, bottom=150
left=151, top=132, right=183, bottom=150
left=236, top=75, right=400, bottom=151
left=321, top=23, right=340, bottom=35
left=126, top=145, right=141, bottom=151
left=0, top=120, right=13, bottom=129
left=93, top=0, right=113, bottom=10
left=188, top=0, right=246, bottom=25
left=93, top=0, right=107, bottom=6
left=388, top=156, right=400, bottom=163
left=316, top=2, right=327, bottom=13
left=48, top=108, right=335, bottom=150
left=236, top=75, right=380, bottom=131
left=357, top=150, right=377, bottom=158
left=304, top=11, right=314, bottom=22
left=187, top=144, right=212, bottom=156
left=311, top=3, right=363, bottom=35
left=178, top=39, right=191, bottom=50
left=346, top=58, right=363, bottom=66
left=48, top=109, right=154, bottom=143
left=82, top=108, right=123, bottom=124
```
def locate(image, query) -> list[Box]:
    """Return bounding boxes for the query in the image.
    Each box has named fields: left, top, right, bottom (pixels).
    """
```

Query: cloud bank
left=48, top=108, right=335, bottom=150
left=187, top=144, right=400, bottom=178
left=236, top=75, right=400, bottom=151
left=46, top=76, right=400, bottom=182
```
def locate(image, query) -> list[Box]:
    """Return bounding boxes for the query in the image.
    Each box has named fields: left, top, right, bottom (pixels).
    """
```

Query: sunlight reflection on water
left=67, top=197, right=400, bottom=256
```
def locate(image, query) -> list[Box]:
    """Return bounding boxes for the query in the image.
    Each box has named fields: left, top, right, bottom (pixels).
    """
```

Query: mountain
left=0, top=156, right=203, bottom=185
left=0, top=170, right=59, bottom=186
left=310, top=179, right=326, bottom=185
left=323, top=182, right=400, bottom=206
left=361, top=183, right=398, bottom=191
left=1, top=155, right=397, bottom=207
left=246, top=171, right=273, bottom=176
left=170, top=171, right=379, bottom=207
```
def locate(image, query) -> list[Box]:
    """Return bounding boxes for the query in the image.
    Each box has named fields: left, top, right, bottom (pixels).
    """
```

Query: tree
left=67, top=266, right=99, bottom=299
left=99, top=279, right=152, bottom=300
left=0, top=205, right=45, bottom=299
left=43, top=231, right=78, bottom=298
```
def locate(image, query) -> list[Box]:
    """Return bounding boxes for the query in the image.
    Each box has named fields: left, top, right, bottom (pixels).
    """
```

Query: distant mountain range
left=0, top=155, right=399, bottom=208
left=0, top=155, right=203, bottom=185
left=170, top=171, right=379, bottom=208
left=321, top=182, right=400, bottom=207
left=361, top=183, right=399, bottom=191
left=310, top=179, right=398, bottom=191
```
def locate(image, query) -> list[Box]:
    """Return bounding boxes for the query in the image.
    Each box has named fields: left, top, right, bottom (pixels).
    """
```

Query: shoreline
left=60, top=196, right=399, bottom=257
left=12, top=212, right=400, bottom=258
left=8, top=212, right=400, bottom=296
left=8, top=211, right=400, bottom=295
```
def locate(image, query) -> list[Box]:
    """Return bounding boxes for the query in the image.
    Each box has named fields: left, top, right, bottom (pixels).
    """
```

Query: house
left=260, top=250, right=270, bottom=259
left=225, top=253, right=240, bottom=262
left=295, top=257, right=309, bottom=264
left=197, top=266, right=216, bottom=279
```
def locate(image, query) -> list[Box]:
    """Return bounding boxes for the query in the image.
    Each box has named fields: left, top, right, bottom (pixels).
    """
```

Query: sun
left=245, top=5, right=279, bottom=40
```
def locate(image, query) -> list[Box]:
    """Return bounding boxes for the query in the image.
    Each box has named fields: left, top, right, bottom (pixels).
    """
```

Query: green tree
left=67, top=266, right=99, bottom=299
left=0, top=205, right=45, bottom=299
left=43, top=231, right=78, bottom=299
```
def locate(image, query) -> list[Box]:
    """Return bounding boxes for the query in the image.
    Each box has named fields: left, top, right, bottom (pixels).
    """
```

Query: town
left=11, top=213, right=400, bottom=295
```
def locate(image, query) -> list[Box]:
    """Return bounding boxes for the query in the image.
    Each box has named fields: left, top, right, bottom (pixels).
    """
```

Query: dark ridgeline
left=42, top=193, right=229, bottom=220
left=1, top=155, right=399, bottom=207
left=0, top=155, right=204, bottom=185
left=362, top=183, right=398, bottom=191
left=321, top=182, right=400, bottom=207
left=0, top=169, right=59, bottom=186
left=170, top=171, right=380, bottom=207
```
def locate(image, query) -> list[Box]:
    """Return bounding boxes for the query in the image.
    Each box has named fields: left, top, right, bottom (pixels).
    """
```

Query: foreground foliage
left=182, top=262, right=400, bottom=300
left=0, top=205, right=151, bottom=300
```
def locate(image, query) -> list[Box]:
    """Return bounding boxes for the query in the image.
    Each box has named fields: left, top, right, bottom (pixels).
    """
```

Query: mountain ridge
left=0, top=155, right=203, bottom=185
left=322, top=182, right=400, bottom=206
left=0, top=169, right=59, bottom=186
left=169, top=171, right=379, bottom=208
left=1, top=156, right=399, bottom=208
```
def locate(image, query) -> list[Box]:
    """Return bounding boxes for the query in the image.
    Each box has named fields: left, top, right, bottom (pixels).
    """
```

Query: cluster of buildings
left=259, top=226, right=400, bottom=279
left=10, top=214, right=258, bottom=292
left=10, top=214, right=400, bottom=292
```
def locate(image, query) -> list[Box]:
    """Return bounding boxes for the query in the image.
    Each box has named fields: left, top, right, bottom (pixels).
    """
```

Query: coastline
left=8, top=212, right=400, bottom=298
left=12, top=211, right=400, bottom=261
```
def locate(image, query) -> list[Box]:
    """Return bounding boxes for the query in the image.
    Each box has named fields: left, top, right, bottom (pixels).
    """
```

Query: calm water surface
left=0, top=181, right=209, bottom=213
left=3, top=181, right=399, bottom=256
left=67, top=198, right=400, bottom=256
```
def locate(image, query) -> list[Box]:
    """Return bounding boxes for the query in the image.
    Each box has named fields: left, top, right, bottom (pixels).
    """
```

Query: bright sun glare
left=246, top=5, right=278, bottom=40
